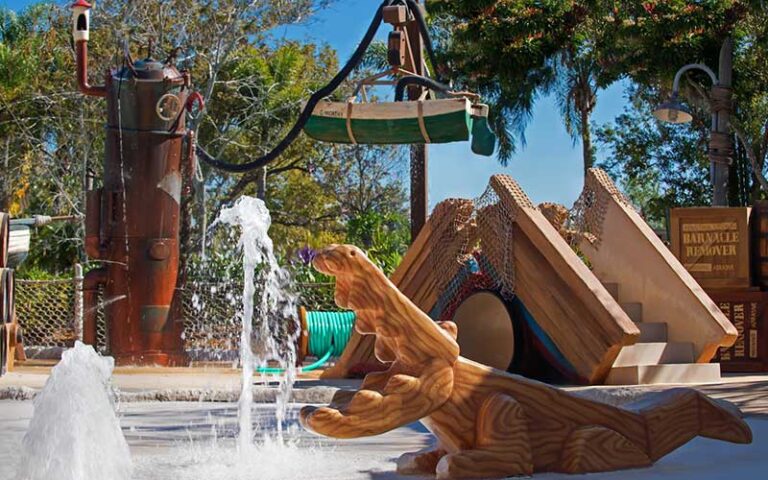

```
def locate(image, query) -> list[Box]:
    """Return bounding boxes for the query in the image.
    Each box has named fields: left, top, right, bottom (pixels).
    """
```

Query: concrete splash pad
left=2, top=399, right=767, bottom=480
left=1, top=402, right=432, bottom=480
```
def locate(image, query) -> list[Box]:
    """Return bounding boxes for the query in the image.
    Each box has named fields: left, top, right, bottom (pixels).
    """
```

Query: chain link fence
left=13, top=270, right=337, bottom=361
left=181, top=281, right=337, bottom=361
left=15, top=278, right=80, bottom=358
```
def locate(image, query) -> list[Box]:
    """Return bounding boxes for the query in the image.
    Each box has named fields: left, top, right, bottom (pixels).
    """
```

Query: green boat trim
left=304, top=98, right=474, bottom=145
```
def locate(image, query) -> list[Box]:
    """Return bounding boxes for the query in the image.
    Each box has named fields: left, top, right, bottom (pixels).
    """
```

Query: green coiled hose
left=306, top=310, right=355, bottom=358
left=257, top=310, right=355, bottom=373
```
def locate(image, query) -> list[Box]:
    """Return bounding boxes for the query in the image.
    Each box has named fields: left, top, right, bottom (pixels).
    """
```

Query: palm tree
left=553, top=50, right=599, bottom=175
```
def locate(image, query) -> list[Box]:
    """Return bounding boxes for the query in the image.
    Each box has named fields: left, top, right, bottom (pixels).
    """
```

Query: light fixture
left=653, top=95, right=693, bottom=124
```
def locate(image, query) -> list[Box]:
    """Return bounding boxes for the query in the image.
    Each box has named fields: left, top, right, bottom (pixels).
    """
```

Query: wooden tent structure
left=322, top=170, right=737, bottom=385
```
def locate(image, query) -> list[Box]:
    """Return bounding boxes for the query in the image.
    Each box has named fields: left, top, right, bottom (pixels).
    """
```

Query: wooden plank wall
left=323, top=175, right=640, bottom=384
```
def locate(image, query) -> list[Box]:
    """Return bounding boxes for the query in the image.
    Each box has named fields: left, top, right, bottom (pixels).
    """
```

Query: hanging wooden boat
left=304, top=98, right=478, bottom=145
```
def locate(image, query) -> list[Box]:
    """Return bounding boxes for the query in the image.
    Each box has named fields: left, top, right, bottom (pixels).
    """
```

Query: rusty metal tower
left=72, top=0, right=199, bottom=365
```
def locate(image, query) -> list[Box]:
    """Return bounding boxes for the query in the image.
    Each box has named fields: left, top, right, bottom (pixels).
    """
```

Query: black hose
left=394, top=75, right=451, bottom=101
left=404, top=0, right=443, bottom=83
left=197, top=0, right=395, bottom=173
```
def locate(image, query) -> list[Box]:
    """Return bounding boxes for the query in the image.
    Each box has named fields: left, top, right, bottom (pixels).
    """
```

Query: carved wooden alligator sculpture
left=300, top=245, right=752, bottom=479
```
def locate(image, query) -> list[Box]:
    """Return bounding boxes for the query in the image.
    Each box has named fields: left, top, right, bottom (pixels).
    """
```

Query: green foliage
left=346, top=210, right=410, bottom=276
left=595, top=86, right=710, bottom=227
left=430, top=1, right=595, bottom=163
left=289, top=258, right=331, bottom=284
left=429, top=1, right=752, bottom=173
left=594, top=4, right=768, bottom=219
left=1, top=0, right=411, bottom=281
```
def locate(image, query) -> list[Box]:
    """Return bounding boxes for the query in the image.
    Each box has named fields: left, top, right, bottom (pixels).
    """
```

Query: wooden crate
left=709, top=289, right=768, bottom=372
left=670, top=207, right=751, bottom=290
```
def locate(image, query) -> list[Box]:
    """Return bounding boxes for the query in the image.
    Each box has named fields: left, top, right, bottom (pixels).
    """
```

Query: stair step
left=637, top=322, right=668, bottom=342
left=613, top=342, right=695, bottom=367
left=620, top=302, right=643, bottom=323
left=605, top=363, right=721, bottom=385
left=602, top=282, right=619, bottom=301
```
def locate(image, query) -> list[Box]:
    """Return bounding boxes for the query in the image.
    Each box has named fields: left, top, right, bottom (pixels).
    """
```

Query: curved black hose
left=394, top=75, right=451, bottom=101
left=197, top=0, right=395, bottom=173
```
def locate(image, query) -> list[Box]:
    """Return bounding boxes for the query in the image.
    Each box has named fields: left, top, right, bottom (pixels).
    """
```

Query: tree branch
left=732, top=121, right=768, bottom=193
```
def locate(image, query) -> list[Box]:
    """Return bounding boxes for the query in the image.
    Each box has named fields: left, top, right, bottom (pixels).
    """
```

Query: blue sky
left=6, top=0, right=629, bottom=208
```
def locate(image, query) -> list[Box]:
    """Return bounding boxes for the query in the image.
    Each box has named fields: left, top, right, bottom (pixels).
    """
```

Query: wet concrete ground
left=2, top=399, right=767, bottom=480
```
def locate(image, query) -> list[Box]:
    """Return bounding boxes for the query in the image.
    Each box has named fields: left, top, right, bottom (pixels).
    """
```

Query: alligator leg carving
left=301, top=359, right=454, bottom=438
left=435, top=393, right=533, bottom=479
left=397, top=446, right=447, bottom=476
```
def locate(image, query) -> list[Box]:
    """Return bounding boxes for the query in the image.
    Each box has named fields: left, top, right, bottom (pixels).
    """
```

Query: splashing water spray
left=217, top=196, right=300, bottom=450
left=15, top=343, right=132, bottom=480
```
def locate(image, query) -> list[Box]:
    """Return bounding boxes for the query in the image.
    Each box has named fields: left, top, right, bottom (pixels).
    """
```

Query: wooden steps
left=604, top=281, right=721, bottom=385
left=612, top=342, right=694, bottom=367
left=606, top=363, right=722, bottom=385
left=578, top=169, right=736, bottom=385
left=620, top=302, right=642, bottom=323
left=637, top=322, right=668, bottom=342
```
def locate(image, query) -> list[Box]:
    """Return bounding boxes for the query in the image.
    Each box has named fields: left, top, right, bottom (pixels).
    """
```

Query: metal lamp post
left=653, top=39, right=734, bottom=206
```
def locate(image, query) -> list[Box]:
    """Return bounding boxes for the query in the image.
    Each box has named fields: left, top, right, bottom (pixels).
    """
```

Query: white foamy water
left=217, top=196, right=299, bottom=448
left=124, top=403, right=430, bottom=480
left=14, top=198, right=313, bottom=479
left=133, top=436, right=385, bottom=480
left=15, top=342, right=132, bottom=480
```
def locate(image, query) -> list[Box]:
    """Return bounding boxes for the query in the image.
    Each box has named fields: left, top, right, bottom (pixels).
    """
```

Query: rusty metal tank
left=75, top=1, right=192, bottom=365
left=101, top=59, right=189, bottom=365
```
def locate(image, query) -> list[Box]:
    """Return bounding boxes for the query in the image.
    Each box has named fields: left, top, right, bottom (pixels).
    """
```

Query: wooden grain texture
left=1, top=322, right=21, bottom=373
left=488, top=175, right=639, bottom=383
left=709, top=289, right=768, bottom=372
left=301, top=245, right=753, bottom=479
left=669, top=207, right=751, bottom=290
left=579, top=169, right=738, bottom=363
left=559, top=426, right=651, bottom=473
left=0, top=323, right=8, bottom=374
left=309, top=98, right=471, bottom=120
left=0, top=212, right=9, bottom=268
left=751, top=201, right=768, bottom=288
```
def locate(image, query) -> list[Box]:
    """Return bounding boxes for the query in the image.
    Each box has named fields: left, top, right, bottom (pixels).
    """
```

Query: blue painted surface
left=512, top=297, right=580, bottom=381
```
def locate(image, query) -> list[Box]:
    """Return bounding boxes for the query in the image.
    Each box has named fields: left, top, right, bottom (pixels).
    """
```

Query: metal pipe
left=711, top=38, right=734, bottom=206
left=9, top=215, right=81, bottom=227
left=671, top=63, right=719, bottom=94
left=71, top=0, right=188, bottom=366
left=82, top=267, right=107, bottom=346
left=75, top=41, right=106, bottom=98
left=667, top=44, right=733, bottom=206
left=74, top=264, right=84, bottom=341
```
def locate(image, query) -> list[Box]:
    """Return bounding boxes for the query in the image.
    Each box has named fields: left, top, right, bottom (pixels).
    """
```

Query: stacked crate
left=670, top=206, right=768, bottom=372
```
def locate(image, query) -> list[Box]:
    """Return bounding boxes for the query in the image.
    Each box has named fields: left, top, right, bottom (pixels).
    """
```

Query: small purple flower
left=297, top=246, right=316, bottom=265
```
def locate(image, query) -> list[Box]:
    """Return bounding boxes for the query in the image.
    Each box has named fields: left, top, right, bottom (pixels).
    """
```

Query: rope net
left=475, top=183, right=517, bottom=300
left=428, top=175, right=522, bottom=321
left=567, top=168, right=634, bottom=250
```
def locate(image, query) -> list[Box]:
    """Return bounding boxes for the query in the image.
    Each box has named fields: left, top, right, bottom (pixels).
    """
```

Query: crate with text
left=709, top=290, right=768, bottom=372
left=670, top=207, right=751, bottom=290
